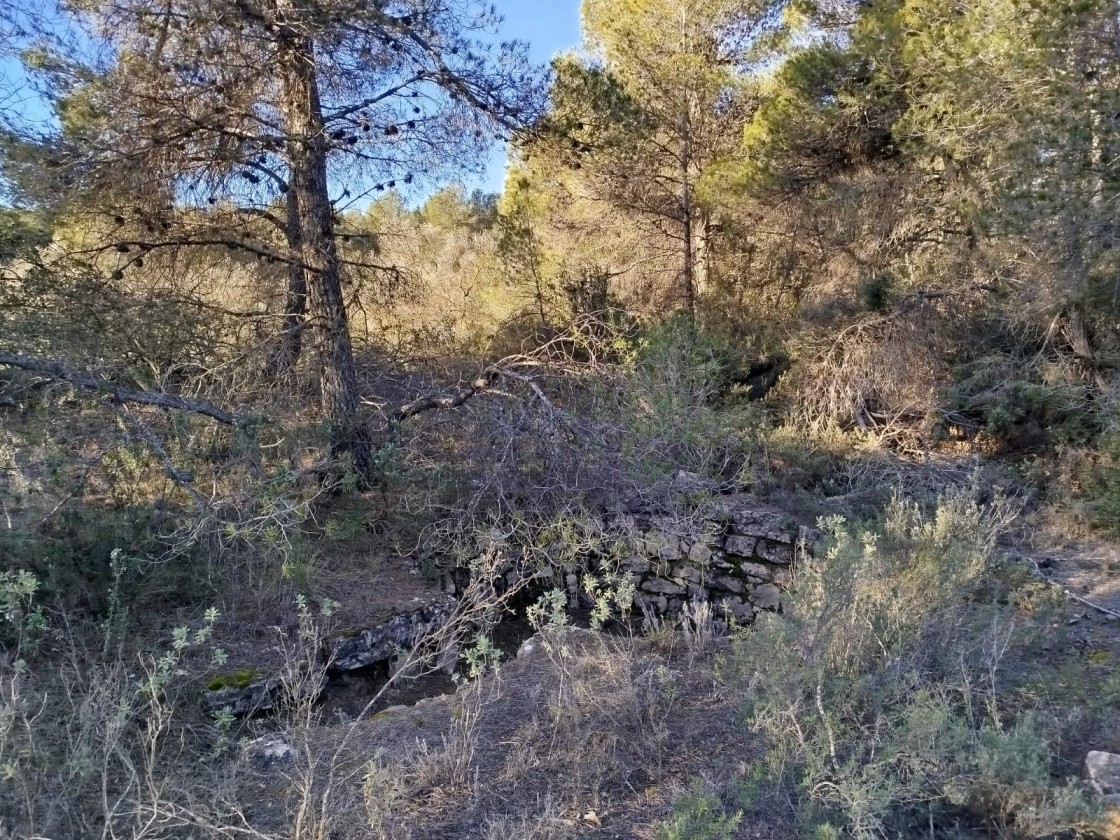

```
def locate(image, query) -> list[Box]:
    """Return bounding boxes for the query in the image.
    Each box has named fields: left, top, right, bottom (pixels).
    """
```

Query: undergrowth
left=727, top=486, right=1103, bottom=838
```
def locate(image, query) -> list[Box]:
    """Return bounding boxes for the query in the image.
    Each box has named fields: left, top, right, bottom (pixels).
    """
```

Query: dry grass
left=298, top=624, right=784, bottom=840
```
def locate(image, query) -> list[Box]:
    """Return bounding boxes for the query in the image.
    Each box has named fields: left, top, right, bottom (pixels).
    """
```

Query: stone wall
left=443, top=497, right=820, bottom=624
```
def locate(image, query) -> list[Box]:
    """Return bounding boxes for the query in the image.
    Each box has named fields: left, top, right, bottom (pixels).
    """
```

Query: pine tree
left=4, top=0, right=541, bottom=474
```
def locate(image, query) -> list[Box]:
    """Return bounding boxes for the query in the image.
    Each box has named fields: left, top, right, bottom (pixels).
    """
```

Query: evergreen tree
left=3, top=0, right=541, bottom=473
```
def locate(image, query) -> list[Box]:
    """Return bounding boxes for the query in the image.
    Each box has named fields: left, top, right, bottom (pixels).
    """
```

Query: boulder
left=323, top=596, right=456, bottom=674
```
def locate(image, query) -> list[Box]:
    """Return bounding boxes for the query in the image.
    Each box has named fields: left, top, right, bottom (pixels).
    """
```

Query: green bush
left=730, top=487, right=1094, bottom=838
left=655, top=778, right=742, bottom=840
left=1088, top=432, right=1120, bottom=534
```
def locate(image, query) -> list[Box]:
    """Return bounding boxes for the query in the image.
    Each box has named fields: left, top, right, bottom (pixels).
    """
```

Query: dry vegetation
left=4, top=0, right=1120, bottom=837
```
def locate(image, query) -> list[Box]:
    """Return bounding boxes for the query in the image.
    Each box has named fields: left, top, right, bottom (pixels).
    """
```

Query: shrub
left=655, top=778, right=742, bottom=840
left=730, top=486, right=1094, bottom=838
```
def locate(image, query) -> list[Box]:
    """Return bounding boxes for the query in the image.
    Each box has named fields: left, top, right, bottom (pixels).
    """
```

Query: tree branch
left=0, top=351, right=238, bottom=425
left=389, top=358, right=553, bottom=425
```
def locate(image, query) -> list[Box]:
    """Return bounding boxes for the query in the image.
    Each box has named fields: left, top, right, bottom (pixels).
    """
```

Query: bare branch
left=389, top=357, right=551, bottom=425
left=0, top=351, right=239, bottom=425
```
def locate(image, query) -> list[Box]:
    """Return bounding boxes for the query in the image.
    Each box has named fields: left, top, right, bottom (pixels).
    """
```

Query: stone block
left=623, top=555, right=651, bottom=574
left=719, top=597, right=755, bottom=623
left=651, top=531, right=684, bottom=561
left=748, top=583, right=781, bottom=611
left=756, top=540, right=794, bottom=565
left=641, top=578, right=686, bottom=596
left=739, top=561, right=771, bottom=580
left=674, top=564, right=703, bottom=584
left=688, top=541, right=713, bottom=563
left=724, top=535, right=756, bottom=558
left=712, top=575, right=743, bottom=594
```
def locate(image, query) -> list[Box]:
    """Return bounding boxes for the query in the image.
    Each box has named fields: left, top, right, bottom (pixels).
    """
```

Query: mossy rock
left=206, top=668, right=265, bottom=691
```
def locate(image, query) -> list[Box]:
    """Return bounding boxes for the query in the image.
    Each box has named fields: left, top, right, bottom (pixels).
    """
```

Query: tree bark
left=679, top=123, right=696, bottom=317
left=278, top=26, right=370, bottom=475
left=692, top=205, right=711, bottom=303
left=265, top=188, right=308, bottom=378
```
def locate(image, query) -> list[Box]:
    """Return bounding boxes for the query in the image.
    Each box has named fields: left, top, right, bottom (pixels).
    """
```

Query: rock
left=688, top=541, right=713, bottom=564
left=749, top=583, right=781, bottom=611
left=739, top=561, right=771, bottom=580
left=724, top=535, right=757, bottom=558
left=623, top=555, right=651, bottom=574
left=517, top=634, right=544, bottom=660
left=674, top=564, right=703, bottom=584
left=711, top=554, right=733, bottom=570
left=635, top=593, right=669, bottom=615
left=799, top=525, right=824, bottom=552
left=641, top=578, right=686, bottom=596
left=202, top=672, right=328, bottom=719
left=646, top=530, right=684, bottom=561
left=712, top=575, right=744, bottom=594
left=203, top=674, right=284, bottom=718
left=773, top=567, right=793, bottom=587
left=242, top=734, right=297, bottom=770
left=1088, top=751, right=1120, bottom=795
left=719, top=597, right=755, bottom=623
left=718, top=503, right=799, bottom=544
left=324, top=597, right=456, bottom=674
left=756, top=540, right=794, bottom=565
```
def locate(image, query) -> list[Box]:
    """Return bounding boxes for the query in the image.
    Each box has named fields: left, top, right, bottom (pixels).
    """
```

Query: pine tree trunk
left=680, top=143, right=696, bottom=317
left=692, top=206, right=710, bottom=303
left=265, top=189, right=307, bottom=378
left=278, top=29, right=370, bottom=476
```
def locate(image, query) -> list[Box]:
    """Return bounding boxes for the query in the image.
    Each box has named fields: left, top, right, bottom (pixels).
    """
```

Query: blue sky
left=1, top=1, right=584, bottom=200
left=469, top=0, right=584, bottom=194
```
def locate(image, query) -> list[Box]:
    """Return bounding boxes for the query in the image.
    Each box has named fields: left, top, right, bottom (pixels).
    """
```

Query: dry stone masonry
left=202, top=500, right=816, bottom=718
left=616, top=501, right=817, bottom=623
left=202, top=596, right=455, bottom=717
left=441, top=497, right=820, bottom=625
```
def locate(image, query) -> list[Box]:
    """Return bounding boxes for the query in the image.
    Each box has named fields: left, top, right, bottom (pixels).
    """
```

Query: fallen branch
left=1012, top=550, right=1120, bottom=620
left=391, top=365, right=503, bottom=424
left=389, top=356, right=552, bottom=425
left=0, top=351, right=238, bottom=425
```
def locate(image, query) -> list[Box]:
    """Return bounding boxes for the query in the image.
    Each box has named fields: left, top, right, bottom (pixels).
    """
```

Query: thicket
left=1, top=0, right=1119, bottom=837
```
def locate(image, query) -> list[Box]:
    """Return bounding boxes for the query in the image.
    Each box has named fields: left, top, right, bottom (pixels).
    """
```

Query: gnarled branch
left=0, top=351, right=238, bottom=425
